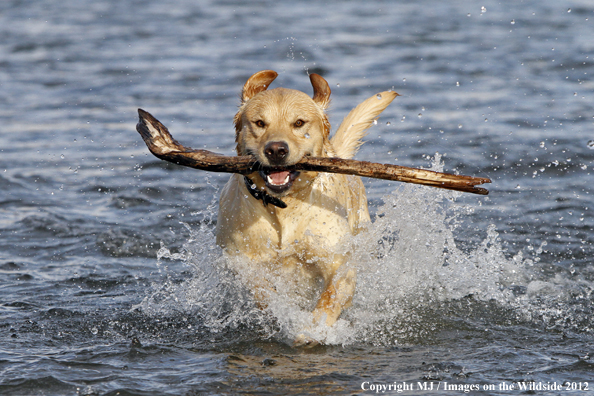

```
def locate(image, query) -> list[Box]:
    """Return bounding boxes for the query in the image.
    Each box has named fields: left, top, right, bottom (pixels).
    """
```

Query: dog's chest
left=274, top=195, right=351, bottom=250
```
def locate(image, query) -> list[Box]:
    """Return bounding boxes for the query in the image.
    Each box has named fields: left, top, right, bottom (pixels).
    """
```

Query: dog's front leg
left=293, top=260, right=356, bottom=348
left=312, top=268, right=356, bottom=327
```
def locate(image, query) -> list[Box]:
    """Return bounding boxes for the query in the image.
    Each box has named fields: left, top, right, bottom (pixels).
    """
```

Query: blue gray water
left=1, top=0, right=593, bottom=395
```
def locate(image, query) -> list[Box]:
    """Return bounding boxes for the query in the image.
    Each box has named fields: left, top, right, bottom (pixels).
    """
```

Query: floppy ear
left=235, top=70, right=278, bottom=142
left=310, top=73, right=331, bottom=110
left=241, top=70, right=278, bottom=103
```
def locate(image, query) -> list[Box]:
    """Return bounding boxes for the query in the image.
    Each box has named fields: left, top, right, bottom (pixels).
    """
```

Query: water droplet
left=336, top=83, right=340, bottom=87
left=585, top=140, right=594, bottom=149
left=458, top=124, right=463, bottom=129
left=304, top=133, right=311, bottom=139
left=484, top=118, right=488, bottom=122
left=467, top=13, right=471, bottom=17
left=581, top=164, right=588, bottom=170
left=511, top=19, right=515, bottom=24
left=386, top=121, right=391, bottom=126
left=402, top=78, right=406, bottom=82
left=515, top=184, right=521, bottom=189
left=539, top=141, right=545, bottom=148
left=418, top=113, right=423, bottom=118
left=91, top=327, right=98, bottom=335
left=60, top=154, right=65, bottom=159
left=376, top=94, right=382, bottom=100
left=567, top=8, right=571, bottom=13
left=481, top=6, right=487, bottom=13
left=456, top=81, right=460, bottom=86
left=401, top=116, right=406, bottom=122
left=373, top=120, right=378, bottom=125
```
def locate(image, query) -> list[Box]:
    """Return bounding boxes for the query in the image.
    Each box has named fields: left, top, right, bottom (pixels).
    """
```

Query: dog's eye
left=294, top=119, right=306, bottom=128
left=254, top=120, right=266, bottom=128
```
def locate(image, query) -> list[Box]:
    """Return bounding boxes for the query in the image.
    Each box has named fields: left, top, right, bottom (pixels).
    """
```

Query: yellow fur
left=216, top=70, right=397, bottom=346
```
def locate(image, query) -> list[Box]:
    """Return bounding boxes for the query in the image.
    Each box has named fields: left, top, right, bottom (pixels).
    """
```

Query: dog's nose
left=264, top=141, right=289, bottom=164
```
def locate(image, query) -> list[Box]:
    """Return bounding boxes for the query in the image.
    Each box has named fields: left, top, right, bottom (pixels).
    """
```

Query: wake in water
left=138, top=155, right=594, bottom=346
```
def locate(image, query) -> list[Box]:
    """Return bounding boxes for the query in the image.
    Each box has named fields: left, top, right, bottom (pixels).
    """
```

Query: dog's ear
left=241, top=70, right=278, bottom=103
left=235, top=70, right=278, bottom=143
left=310, top=73, right=331, bottom=110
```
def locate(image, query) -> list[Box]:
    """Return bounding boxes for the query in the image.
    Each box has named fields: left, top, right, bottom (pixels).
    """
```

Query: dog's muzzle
left=264, top=141, right=289, bottom=164
left=259, top=140, right=301, bottom=194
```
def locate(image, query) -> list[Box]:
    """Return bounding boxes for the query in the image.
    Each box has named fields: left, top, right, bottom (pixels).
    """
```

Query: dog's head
left=234, top=70, right=332, bottom=196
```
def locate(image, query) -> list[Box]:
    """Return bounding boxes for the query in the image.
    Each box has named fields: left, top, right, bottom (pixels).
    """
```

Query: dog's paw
left=293, top=333, right=320, bottom=348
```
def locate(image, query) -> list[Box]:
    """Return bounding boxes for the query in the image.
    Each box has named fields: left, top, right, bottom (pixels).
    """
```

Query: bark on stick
left=136, top=109, right=490, bottom=195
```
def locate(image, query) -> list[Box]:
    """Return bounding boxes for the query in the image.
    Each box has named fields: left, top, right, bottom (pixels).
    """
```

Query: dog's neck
left=243, top=176, right=287, bottom=209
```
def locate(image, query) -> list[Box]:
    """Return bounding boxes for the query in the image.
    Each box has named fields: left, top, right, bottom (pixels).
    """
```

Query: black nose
left=264, top=141, right=289, bottom=164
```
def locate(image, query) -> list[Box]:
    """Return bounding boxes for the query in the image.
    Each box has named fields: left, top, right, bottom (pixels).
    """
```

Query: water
left=1, top=0, right=593, bottom=394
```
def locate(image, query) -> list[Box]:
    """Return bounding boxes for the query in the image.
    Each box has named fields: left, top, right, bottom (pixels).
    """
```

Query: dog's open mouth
left=259, top=169, right=300, bottom=194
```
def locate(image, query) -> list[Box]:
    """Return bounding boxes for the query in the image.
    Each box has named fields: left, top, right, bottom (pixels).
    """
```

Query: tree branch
left=136, top=109, right=490, bottom=195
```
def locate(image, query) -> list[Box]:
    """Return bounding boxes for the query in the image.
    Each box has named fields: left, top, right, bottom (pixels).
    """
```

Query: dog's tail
left=331, top=91, right=399, bottom=159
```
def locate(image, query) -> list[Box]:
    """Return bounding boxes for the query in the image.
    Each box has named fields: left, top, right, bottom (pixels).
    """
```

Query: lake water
left=1, top=0, right=593, bottom=395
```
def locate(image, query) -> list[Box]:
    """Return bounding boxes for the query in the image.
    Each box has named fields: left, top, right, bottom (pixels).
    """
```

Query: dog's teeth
left=266, top=174, right=290, bottom=186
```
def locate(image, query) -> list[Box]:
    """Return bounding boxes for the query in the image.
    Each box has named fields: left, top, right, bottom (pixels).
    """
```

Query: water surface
left=1, top=0, right=593, bottom=395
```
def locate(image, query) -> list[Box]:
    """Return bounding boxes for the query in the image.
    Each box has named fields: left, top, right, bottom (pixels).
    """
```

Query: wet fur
left=216, top=70, right=397, bottom=346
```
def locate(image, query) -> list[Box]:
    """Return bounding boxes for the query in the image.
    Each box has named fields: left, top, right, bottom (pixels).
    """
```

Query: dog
left=216, top=70, right=398, bottom=346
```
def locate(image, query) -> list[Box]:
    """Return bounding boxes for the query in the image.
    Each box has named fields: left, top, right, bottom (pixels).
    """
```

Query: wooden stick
left=136, top=109, right=490, bottom=195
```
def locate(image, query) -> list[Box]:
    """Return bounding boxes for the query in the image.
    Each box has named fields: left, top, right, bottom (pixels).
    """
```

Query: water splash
left=138, top=156, right=593, bottom=346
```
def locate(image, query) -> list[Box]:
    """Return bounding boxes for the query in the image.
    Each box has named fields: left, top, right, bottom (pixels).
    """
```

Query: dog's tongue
left=268, top=171, right=290, bottom=185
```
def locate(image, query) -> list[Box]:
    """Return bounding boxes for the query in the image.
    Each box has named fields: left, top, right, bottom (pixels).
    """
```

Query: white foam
left=138, top=156, right=593, bottom=345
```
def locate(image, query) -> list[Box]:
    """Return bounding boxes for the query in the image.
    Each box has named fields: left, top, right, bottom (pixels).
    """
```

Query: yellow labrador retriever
left=216, top=70, right=397, bottom=346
